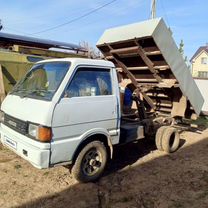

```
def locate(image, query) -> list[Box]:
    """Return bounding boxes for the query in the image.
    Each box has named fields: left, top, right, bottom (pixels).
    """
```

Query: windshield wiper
left=18, top=90, right=44, bottom=98
left=11, top=88, right=51, bottom=98
left=28, top=89, right=51, bottom=97
left=10, top=88, right=26, bottom=93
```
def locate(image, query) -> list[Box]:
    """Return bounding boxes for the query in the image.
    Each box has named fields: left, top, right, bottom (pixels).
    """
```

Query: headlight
left=28, top=124, right=39, bottom=139
left=28, top=124, right=52, bottom=142
left=0, top=111, right=5, bottom=123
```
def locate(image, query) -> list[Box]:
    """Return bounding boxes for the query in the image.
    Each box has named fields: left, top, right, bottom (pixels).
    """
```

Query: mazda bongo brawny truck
left=0, top=18, right=204, bottom=182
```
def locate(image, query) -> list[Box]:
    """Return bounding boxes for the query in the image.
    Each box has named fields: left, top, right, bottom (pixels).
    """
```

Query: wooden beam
left=136, top=78, right=158, bottom=83
left=117, top=65, right=169, bottom=71
left=157, top=79, right=177, bottom=88
left=106, top=51, right=163, bottom=60
left=154, top=103, right=173, bottom=108
left=105, top=43, right=156, bottom=110
left=157, top=107, right=172, bottom=112
left=110, top=46, right=139, bottom=55
left=134, top=40, right=163, bottom=82
left=146, top=93, right=169, bottom=98
left=111, top=53, right=139, bottom=87
left=145, top=51, right=161, bottom=56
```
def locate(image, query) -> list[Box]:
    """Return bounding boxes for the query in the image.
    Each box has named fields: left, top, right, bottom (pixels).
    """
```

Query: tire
left=71, top=141, right=107, bottom=183
left=161, top=127, right=180, bottom=153
left=155, top=126, right=168, bottom=151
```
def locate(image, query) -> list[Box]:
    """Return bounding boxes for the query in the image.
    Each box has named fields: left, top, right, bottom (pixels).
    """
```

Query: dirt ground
left=1, top=129, right=208, bottom=208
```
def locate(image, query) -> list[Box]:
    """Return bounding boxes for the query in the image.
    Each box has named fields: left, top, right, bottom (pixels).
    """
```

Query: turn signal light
left=38, top=126, right=52, bottom=142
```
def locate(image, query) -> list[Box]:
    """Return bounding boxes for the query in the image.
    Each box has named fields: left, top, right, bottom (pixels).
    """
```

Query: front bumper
left=0, top=123, right=50, bottom=169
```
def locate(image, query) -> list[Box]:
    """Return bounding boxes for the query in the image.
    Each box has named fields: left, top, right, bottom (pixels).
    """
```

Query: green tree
left=179, top=39, right=191, bottom=70
left=179, top=39, right=184, bottom=56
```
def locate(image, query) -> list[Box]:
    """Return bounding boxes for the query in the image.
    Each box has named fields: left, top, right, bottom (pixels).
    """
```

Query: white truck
left=0, top=18, right=204, bottom=182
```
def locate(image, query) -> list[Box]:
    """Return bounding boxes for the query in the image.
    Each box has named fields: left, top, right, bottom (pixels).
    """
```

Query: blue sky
left=1, top=0, right=208, bottom=61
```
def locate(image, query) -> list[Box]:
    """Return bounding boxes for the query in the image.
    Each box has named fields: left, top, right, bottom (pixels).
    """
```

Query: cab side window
left=66, top=68, right=112, bottom=98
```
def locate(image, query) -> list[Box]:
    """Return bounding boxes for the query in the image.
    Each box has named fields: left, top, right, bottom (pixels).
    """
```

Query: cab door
left=50, top=66, right=119, bottom=164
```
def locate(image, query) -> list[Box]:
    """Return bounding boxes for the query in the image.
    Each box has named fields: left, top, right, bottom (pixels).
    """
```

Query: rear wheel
left=72, top=141, right=107, bottom=183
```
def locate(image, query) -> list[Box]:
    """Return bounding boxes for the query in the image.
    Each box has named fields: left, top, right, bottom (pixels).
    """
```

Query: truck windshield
left=10, top=62, right=70, bottom=100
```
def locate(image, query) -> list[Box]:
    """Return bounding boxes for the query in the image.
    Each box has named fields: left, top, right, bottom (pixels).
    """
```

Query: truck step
left=120, top=124, right=144, bottom=144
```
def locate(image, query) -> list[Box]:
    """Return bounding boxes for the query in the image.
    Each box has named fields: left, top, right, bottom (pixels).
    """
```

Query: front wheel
left=71, top=141, right=107, bottom=183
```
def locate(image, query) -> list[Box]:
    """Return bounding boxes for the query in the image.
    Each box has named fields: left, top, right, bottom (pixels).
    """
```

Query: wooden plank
left=110, top=46, right=139, bottom=55
left=136, top=78, right=158, bottom=83
left=105, top=43, right=156, bottom=110
left=155, top=65, right=170, bottom=70
left=141, top=92, right=156, bottom=109
left=171, top=95, right=187, bottom=117
left=134, top=40, right=163, bottom=82
left=154, top=103, right=172, bottom=108
left=114, top=56, right=156, bottom=110
left=0, top=65, right=6, bottom=103
left=111, top=54, right=139, bottom=87
left=146, top=93, right=169, bottom=98
left=117, top=65, right=169, bottom=71
left=157, top=79, right=177, bottom=88
left=143, top=46, right=159, bottom=52
left=157, top=107, right=172, bottom=112
left=105, top=43, right=138, bottom=87
left=145, top=51, right=161, bottom=56
left=106, top=51, right=163, bottom=60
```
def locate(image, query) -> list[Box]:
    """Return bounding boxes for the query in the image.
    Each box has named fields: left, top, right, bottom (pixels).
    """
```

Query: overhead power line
left=30, top=0, right=117, bottom=35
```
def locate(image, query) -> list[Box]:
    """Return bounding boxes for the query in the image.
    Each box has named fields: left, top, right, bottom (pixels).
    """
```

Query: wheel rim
left=82, top=148, right=102, bottom=176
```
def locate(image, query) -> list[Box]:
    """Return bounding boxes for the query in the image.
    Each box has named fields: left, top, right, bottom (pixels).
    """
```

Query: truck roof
left=37, top=58, right=115, bottom=68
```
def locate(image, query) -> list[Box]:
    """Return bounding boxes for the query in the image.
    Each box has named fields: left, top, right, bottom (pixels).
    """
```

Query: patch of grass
left=192, top=116, right=208, bottom=128
left=43, top=171, right=50, bottom=176
left=14, top=164, right=22, bottom=170
left=0, top=191, right=7, bottom=196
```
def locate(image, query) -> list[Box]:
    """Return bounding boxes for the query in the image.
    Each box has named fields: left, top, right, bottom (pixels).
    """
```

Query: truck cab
left=1, top=58, right=143, bottom=182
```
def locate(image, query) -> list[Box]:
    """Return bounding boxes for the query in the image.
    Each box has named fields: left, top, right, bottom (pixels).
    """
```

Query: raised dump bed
left=97, top=18, right=204, bottom=119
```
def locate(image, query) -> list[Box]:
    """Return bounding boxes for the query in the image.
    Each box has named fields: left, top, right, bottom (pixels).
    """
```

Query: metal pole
left=151, top=0, right=156, bottom=19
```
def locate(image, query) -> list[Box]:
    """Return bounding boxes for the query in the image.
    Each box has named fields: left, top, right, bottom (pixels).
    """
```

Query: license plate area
left=4, top=136, right=17, bottom=150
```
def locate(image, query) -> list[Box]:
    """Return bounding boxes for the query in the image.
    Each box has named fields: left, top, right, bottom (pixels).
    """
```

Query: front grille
left=4, top=114, right=28, bottom=135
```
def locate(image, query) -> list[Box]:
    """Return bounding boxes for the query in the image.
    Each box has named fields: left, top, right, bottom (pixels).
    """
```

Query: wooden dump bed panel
left=97, top=18, right=204, bottom=117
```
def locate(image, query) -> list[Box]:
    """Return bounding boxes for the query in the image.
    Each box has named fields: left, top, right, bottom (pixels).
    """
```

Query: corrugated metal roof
left=0, top=32, right=86, bottom=52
